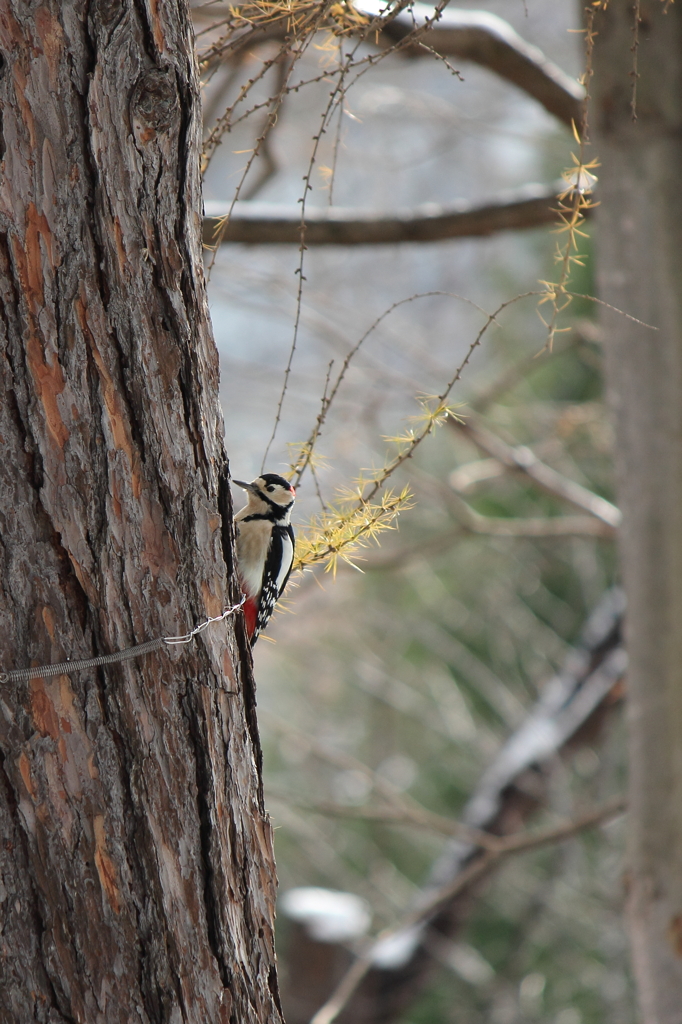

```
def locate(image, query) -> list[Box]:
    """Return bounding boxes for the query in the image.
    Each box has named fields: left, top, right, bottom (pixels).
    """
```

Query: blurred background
left=192, top=2, right=630, bottom=1021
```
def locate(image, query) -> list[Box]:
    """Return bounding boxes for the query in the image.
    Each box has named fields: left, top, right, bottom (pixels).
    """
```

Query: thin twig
left=327, top=87, right=345, bottom=206
left=630, top=0, right=641, bottom=121
left=203, top=17, right=445, bottom=141
left=251, top=0, right=454, bottom=467
left=242, top=58, right=291, bottom=199
left=202, top=0, right=425, bottom=168
left=202, top=35, right=295, bottom=169
left=271, top=796, right=492, bottom=842
left=262, top=713, right=492, bottom=848
left=310, top=461, right=327, bottom=510
left=361, top=293, right=540, bottom=508
left=293, top=292, right=548, bottom=574
left=469, top=323, right=600, bottom=413
left=291, top=290, right=490, bottom=490
left=204, top=50, right=302, bottom=276
left=566, top=290, right=657, bottom=329
left=259, top=0, right=443, bottom=466
left=201, top=57, right=245, bottom=133
left=195, top=2, right=584, bottom=129
left=290, top=359, right=334, bottom=501
left=261, top=33, right=371, bottom=469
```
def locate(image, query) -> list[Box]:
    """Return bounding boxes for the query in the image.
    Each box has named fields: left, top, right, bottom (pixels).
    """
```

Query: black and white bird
left=233, top=473, right=296, bottom=643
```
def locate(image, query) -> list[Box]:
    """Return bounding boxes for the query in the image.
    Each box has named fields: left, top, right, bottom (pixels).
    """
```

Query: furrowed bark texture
left=0, top=4, right=282, bottom=1023
left=591, top=3, right=682, bottom=1021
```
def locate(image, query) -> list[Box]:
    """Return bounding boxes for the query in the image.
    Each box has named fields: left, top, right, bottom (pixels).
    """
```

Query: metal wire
left=0, top=595, right=247, bottom=685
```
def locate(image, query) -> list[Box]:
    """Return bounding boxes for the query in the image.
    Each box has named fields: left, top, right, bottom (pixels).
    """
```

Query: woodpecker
left=233, top=473, right=296, bottom=643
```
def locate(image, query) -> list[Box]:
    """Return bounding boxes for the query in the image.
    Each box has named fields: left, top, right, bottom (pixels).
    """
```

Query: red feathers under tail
left=243, top=597, right=258, bottom=640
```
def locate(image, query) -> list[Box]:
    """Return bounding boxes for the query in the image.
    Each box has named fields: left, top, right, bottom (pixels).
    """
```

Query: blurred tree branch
left=375, top=3, right=584, bottom=131
left=264, top=714, right=493, bottom=847
left=311, top=794, right=626, bottom=1024
left=308, top=588, right=626, bottom=1022
left=203, top=181, right=589, bottom=246
left=278, top=793, right=626, bottom=853
left=192, top=2, right=583, bottom=129
left=195, top=3, right=586, bottom=249
left=442, top=492, right=615, bottom=538
left=447, top=415, right=621, bottom=528
left=409, top=463, right=616, bottom=540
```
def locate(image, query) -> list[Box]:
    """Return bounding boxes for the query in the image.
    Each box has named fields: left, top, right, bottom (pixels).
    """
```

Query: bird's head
left=233, top=473, right=296, bottom=515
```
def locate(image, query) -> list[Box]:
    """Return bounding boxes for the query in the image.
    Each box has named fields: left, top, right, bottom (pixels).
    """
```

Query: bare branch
left=241, top=57, right=290, bottom=199
left=408, top=463, right=616, bottom=539
left=192, top=3, right=583, bottom=130
left=309, top=794, right=626, bottom=1024
left=490, top=793, right=627, bottom=855
left=309, top=588, right=626, bottom=1022
left=356, top=524, right=467, bottom=570
left=444, top=491, right=615, bottom=538
left=276, top=794, right=627, bottom=856
left=448, top=458, right=505, bottom=493
left=375, top=2, right=584, bottom=131
left=290, top=289, right=487, bottom=490
left=448, top=416, right=622, bottom=528
left=270, top=795, right=493, bottom=843
left=263, top=715, right=493, bottom=848
left=203, top=180, right=583, bottom=246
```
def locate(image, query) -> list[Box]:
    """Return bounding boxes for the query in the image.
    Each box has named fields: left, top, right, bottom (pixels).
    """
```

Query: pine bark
left=591, top=2, right=682, bottom=1021
left=0, top=3, right=282, bottom=1023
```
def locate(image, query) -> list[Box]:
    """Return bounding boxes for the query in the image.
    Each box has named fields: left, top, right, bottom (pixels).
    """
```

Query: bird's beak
left=233, top=479, right=257, bottom=492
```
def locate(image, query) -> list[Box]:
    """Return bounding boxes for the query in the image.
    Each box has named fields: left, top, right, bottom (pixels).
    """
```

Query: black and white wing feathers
left=254, top=524, right=295, bottom=640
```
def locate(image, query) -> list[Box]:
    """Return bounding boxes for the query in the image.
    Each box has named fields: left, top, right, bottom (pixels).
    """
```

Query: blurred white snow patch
left=371, top=924, right=424, bottom=968
left=280, top=888, right=371, bottom=942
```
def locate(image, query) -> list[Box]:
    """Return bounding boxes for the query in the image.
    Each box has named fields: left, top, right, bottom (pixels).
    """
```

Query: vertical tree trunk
left=0, top=4, right=282, bottom=1022
left=591, top=3, right=682, bottom=1020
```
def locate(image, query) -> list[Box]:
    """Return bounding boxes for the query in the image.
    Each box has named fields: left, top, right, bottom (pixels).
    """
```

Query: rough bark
left=591, top=3, right=682, bottom=1021
left=0, top=4, right=282, bottom=1023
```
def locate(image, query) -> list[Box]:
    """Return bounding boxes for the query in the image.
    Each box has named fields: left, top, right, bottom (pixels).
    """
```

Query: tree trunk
left=0, top=4, right=282, bottom=1023
left=591, top=3, right=682, bottom=1021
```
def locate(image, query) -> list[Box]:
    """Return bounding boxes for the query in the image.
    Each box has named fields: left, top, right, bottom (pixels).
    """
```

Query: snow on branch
left=202, top=181, right=586, bottom=247
left=192, top=2, right=584, bottom=130
left=375, top=3, right=584, bottom=131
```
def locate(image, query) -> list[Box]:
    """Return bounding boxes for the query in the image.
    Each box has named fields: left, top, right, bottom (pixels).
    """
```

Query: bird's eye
left=266, top=485, right=275, bottom=492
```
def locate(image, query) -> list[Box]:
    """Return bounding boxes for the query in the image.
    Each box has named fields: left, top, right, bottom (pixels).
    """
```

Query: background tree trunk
left=0, top=4, right=282, bottom=1022
left=591, top=2, right=682, bottom=1020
